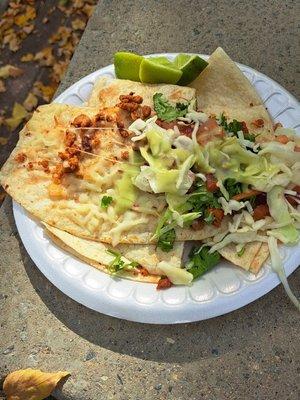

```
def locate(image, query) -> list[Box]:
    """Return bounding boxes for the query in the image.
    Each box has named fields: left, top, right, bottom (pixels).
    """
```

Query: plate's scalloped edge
left=13, top=53, right=300, bottom=324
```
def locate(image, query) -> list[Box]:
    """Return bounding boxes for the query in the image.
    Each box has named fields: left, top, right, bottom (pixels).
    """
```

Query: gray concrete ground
left=1, top=1, right=299, bottom=399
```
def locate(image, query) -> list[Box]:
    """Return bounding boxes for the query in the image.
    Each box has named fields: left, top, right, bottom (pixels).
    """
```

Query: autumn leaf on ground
left=23, top=24, right=35, bottom=34
left=21, top=53, right=35, bottom=62
left=14, top=6, right=36, bottom=27
left=34, top=47, right=56, bottom=66
left=0, top=80, right=6, bottom=93
left=23, top=93, right=38, bottom=111
left=0, top=65, right=23, bottom=79
left=3, top=368, right=70, bottom=400
left=33, top=81, right=56, bottom=102
left=71, top=18, right=86, bottom=31
left=5, top=103, right=29, bottom=131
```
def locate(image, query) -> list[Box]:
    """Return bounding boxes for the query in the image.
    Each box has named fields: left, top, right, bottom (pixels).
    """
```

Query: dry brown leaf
left=14, top=6, right=36, bottom=27
left=51, top=60, right=68, bottom=83
left=0, top=65, right=23, bottom=79
left=0, top=80, right=6, bottom=93
left=71, top=18, right=86, bottom=31
left=42, top=17, right=49, bottom=24
left=23, top=24, right=34, bottom=34
left=21, top=53, right=34, bottom=62
left=0, top=137, right=8, bottom=145
left=3, top=368, right=70, bottom=400
left=23, top=92, right=38, bottom=111
left=5, top=102, right=28, bottom=131
left=33, top=81, right=56, bottom=102
left=82, top=3, right=95, bottom=17
left=34, top=47, right=55, bottom=66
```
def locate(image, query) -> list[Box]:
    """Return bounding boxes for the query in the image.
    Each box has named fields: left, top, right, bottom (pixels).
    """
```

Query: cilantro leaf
left=107, top=249, right=138, bottom=273
left=244, top=132, right=256, bottom=142
left=203, top=209, right=214, bottom=224
left=157, top=228, right=176, bottom=252
left=101, top=196, right=113, bottom=209
left=187, top=246, right=220, bottom=280
left=187, top=182, right=220, bottom=213
left=153, top=93, right=189, bottom=122
left=223, top=178, right=243, bottom=198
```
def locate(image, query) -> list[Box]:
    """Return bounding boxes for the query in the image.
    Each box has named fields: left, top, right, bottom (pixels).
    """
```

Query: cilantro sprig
left=107, top=249, right=139, bottom=273
left=153, top=93, right=189, bottom=122
left=101, top=196, right=113, bottom=209
left=187, top=246, right=220, bottom=280
left=219, top=113, right=255, bottom=142
left=157, top=228, right=176, bottom=252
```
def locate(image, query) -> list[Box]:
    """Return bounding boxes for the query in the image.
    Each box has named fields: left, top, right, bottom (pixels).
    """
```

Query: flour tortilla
left=190, top=47, right=274, bottom=135
left=0, top=103, right=224, bottom=245
left=219, top=242, right=269, bottom=273
left=88, top=76, right=196, bottom=109
left=45, top=224, right=186, bottom=283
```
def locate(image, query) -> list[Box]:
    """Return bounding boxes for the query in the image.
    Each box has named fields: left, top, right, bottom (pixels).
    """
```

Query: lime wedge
left=139, top=58, right=182, bottom=84
left=174, top=54, right=208, bottom=85
left=114, top=52, right=143, bottom=81
left=149, top=56, right=171, bottom=66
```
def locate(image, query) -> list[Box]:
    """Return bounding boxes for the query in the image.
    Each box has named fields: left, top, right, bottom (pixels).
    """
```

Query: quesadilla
left=1, top=47, right=299, bottom=292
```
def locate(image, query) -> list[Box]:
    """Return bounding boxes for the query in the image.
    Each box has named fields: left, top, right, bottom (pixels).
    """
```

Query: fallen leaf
left=34, top=47, right=56, bottom=66
left=0, top=137, right=8, bottom=145
left=71, top=18, right=86, bottom=31
left=0, top=80, right=6, bottom=92
left=82, top=3, right=95, bottom=17
left=23, top=92, right=38, bottom=111
left=23, top=24, right=34, bottom=34
left=21, top=53, right=34, bottom=62
left=42, top=17, right=49, bottom=24
left=33, top=81, right=56, bottom=102
left=51, top=60, right=68, bottom=83
left=3, top=368, right=70, bottom=400
left=0, top=65, right=23, bottom=79
left=5, top=103, right=28, bottom=131
left=14, top=6, right=36, bottom=27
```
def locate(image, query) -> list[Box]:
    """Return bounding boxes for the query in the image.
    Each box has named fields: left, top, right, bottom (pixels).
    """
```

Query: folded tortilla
left=190, top=47, right=274, bottom=135
left=88, top=76, right=196, bottom=109
left=45, top=224, right=186, bottom=283
left=219, top=242, right=269, bottom=273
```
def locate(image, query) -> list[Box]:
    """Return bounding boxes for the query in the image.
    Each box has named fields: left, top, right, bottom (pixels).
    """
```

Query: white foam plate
left=13, top=53, right=300, bottom=324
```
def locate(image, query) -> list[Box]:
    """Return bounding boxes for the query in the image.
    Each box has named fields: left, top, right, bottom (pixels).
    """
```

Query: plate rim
left=13, top=52, right=300, bottom=324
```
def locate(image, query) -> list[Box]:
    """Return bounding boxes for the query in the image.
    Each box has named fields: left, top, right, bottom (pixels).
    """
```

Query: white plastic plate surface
left=13, top=53, right=300, bottom=324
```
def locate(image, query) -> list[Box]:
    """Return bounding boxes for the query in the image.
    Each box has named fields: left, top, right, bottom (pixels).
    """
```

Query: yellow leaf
left=5, top=103, right=28, bottom=131
left=71, top=18, right=86, bottom=31
left=3, top=368, right=70, bottom=400
left=34, top=47, right=55, bottom=66
left=21, top=53, right=34, bottom=62
left=23, top=24, right=34, bottom=34
left=14, top=6, right=36, bottom=27
left=23, top=92, right=38, bottom=111
left=33, top=81, right=57, bottom=102
left=0, top=65, right=23, bottom=79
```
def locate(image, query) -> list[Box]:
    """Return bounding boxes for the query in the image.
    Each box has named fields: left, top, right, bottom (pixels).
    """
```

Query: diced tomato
left=232, top=189, right=262, bottom=201
left=253, top=204, right=270, bottom=221
left=293, top=185, right=300, bottom=193
left=241, top=121, right=249, bottom=133
left=207, top=208, right=224, bottom=227
left=286, top=195, right=298, bottom=207
left=205, top=173, right=218, bottom=192
left=275, top=134, right=289, bottom=144
left=139, top=267, right=149, bottom=277
left=156, top=277, right=172, bottom=290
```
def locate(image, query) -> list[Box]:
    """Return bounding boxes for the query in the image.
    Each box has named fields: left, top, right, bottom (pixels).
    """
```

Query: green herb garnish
left=101, top=196, right=113, bottom=209
left=223, top=178, right=243, bottom=198
left=107, top=249, right=138, bottom=273
left=153, top=93, right=189, bottom=122
left=187, top=246, right=220, bottom=280
left=237, top=246, right=245, bottom=257
left=187, top=181, right=220, bottom=213
left=157, top=228, right=176, bottom=252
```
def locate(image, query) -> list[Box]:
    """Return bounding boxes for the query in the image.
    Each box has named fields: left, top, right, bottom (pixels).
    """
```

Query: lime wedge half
left=114, top=52, right=143, bottom=81
left=149, top=56, right=172, bottom=66
left=174, top=54, right=208, bottom=85
left=139, top=58, right=182, bottom=84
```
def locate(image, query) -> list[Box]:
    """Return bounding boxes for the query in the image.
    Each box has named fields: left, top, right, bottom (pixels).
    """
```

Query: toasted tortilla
left=0, top=103, right=225, bottom=245
left=190, top=47, right=274, bottom=135
left=219, top=242, right=269, bottom=273
left=88, top=76, right=196, bottom=109
left=45, top=223, right=187, bottom=283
